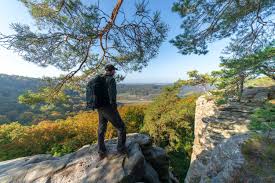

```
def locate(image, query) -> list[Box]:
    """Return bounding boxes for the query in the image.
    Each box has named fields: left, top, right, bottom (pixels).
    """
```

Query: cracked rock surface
left=185, top=86, right=275, bottom=183
left=0, top=133, right=178, bottom=183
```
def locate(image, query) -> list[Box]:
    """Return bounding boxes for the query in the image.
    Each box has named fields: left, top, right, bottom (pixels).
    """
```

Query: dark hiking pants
left=97, top=105, right=126, bottom=154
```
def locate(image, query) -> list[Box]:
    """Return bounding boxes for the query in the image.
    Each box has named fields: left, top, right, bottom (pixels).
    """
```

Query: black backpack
left=86, top=75, right=110, bottom=109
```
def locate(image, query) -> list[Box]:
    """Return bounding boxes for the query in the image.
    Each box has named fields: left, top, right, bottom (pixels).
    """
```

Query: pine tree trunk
left=239, top=75, right=244, bottom=100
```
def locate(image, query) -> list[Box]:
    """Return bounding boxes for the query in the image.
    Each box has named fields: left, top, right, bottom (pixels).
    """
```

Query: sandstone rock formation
left=185, top=86, right=275, bottom=183
left=0, top=133, right=178, bottom=183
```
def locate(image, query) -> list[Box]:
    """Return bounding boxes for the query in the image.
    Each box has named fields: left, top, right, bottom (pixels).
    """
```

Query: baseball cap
left=105, top=64, right=118, bottom=71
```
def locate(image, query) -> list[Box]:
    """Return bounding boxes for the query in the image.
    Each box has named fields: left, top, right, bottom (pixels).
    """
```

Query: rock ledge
left=0, top=133, right=178, bottom=183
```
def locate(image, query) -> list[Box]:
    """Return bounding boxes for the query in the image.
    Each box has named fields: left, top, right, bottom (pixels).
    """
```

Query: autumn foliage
left=0, top=85, right=198, bottom=182
left=0, top=105, right=147, bottom=161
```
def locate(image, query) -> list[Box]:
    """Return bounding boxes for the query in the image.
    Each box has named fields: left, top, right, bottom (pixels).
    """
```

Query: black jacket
left=104, top=74, right=117, bottom=105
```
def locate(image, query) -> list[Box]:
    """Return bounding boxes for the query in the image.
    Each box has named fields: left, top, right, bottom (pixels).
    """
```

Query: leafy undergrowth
left=240, top=99, right=275, bottom=182
left=168, top=151, right=190, bottom=182
left=142, top=83, right=198, bottom=182
left=0, top=105, right=147, bottom=161
left=240, top=135, right=275, bottom=182
left=249, top=101, right=275, bottom=138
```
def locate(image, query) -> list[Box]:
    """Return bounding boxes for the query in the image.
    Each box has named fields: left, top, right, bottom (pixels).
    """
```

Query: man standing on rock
left=86, top=64, right=127, bottom=159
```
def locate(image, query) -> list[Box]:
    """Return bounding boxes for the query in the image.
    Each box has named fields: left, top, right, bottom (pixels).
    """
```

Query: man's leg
left=97, top=109, right=108, bottom=155
left=101, top=105, right=126, bottom=152
left=113, top=108, right=127, bottom=152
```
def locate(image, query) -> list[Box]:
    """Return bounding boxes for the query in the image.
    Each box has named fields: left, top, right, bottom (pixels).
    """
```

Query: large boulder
left=0, top=133, right=178, bottom=183
left=242, top=86, right=275, bottom=103
left=143, top=146, right=170, bottom=182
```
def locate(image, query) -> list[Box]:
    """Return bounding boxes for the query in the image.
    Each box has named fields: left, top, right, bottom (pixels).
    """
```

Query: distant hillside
left=0, top=74, right=43, bottom=124
left=0, top=74, right=80, bottom=125
left=0, top=74, right=168, bottom=124
left=117, top=83, right=169, bottom=103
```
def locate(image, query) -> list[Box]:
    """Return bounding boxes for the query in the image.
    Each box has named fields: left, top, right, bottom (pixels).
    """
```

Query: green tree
left=213, top=45, right=275, bottom=99
left=240, top=46, right=275, bottom=80
left=142, top=82, right=198, bottom=180
left=0, top=0, right=168, bottom=96
left=18, top=88, right=68, bottom=106
left=186, top=70, right=215, bottom=91
left=217, top=58, right=255, bottom=100
left=123, top=105, right=146, bottom=133
left=171, top=0, right=275, bottom=55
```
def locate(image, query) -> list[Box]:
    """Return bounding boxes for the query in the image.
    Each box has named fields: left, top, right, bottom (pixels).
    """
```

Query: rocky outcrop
left=186, top=134, right=250, bottom=183
left=185, top=86, right=275, bottom=183
left=0, top=133, right=178, bottom=183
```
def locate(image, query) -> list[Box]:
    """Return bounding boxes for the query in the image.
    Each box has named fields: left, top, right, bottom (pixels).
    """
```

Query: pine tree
left=0, top=0, right=168, bottom=92
left=171, top=0, right=275, bottom=55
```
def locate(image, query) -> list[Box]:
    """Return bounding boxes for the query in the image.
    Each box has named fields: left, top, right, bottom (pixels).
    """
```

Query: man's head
left=105, top=64, right=118, bottom=76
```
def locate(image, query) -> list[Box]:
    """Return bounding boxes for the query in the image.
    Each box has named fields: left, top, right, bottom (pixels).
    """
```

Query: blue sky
left=0, top=0, right=228, bottom=83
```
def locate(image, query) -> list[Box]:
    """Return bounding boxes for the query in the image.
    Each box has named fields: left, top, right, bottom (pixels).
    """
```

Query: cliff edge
left=0, top=133, right=178, bottom=183
left=185, top=86, right=275, bottom=183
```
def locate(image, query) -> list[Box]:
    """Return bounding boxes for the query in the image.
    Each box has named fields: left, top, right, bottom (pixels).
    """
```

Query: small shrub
left=208, top=90, right=228, bottom=106
left=241, top=135, right=275, bottom=178
left=249, top=102, right=275, bottom=138
left=50, top=143, right=73, bottom=157
left=215, top=98, right=228, bottom=106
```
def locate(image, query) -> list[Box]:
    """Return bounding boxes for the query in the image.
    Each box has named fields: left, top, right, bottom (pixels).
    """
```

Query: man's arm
left=108, top=77, right=117, bottom=107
